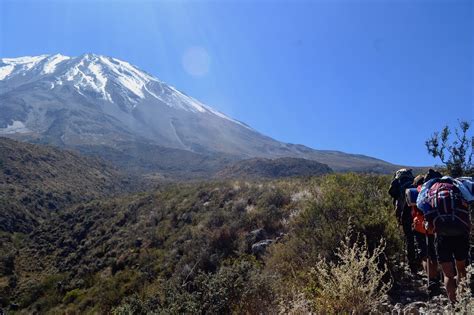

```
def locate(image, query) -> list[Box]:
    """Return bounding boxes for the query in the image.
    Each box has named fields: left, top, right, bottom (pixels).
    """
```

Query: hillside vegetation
left=0, top=137, right=141, bottom=234
left=1, top=169, right=404, bottom=313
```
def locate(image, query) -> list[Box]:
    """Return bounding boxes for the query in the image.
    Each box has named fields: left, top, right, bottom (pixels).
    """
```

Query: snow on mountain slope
left=42, top=54, right=71, bottom=74
left=0, top=55, right=48, bottom=79
left=0, top=54, right=258, bottom=151
left=0, top=53, right=245, bottom=125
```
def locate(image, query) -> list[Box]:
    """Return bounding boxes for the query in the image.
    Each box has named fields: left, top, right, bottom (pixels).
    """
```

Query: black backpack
left=389, top=169, right=415, bottom=200
left=388, top=169, right=415, bottom=221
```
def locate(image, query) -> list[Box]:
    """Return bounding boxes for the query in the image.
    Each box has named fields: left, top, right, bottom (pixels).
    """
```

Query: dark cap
left=425, top=169, right=443, bottom=182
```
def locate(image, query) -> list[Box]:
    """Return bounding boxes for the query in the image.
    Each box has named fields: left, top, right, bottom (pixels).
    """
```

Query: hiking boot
left=428, top=279, right=442, bottom=298
left=410, top=270, right=424, bottom=281
left=409, top=262, right=421, bottom=276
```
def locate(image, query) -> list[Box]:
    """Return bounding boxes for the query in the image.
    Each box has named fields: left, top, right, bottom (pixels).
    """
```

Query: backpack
left=388, top=169, right=414, bottom=200
left=406, top=186, right=434, bottom=234
left=405, top=187, right=419, bottom=207
left=457, top=177, right=474, bottom=198
left=389, top=169, right=414, bottom=222
left=423, top=179, right=471, bottom=236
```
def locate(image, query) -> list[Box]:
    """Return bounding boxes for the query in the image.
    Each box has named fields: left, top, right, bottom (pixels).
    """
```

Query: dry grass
left=306, top=226, right=391, bottom=314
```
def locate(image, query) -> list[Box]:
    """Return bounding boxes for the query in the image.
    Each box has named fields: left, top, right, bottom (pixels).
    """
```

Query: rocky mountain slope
left=0, top=54, right=397, bottom=175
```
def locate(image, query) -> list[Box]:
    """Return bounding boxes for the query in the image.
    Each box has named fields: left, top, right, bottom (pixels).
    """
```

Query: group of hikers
left=389, top=168, right=474, bottom=303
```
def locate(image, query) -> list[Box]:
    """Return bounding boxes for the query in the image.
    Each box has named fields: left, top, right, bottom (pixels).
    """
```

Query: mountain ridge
left=0, top=53, right=398, bottom=175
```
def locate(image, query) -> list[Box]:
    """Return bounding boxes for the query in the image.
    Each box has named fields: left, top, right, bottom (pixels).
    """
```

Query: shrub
left=426, top=120, right=474, bottom=177
left=153, top=258, right=276, bottom=314
left=18, top=274, right=67, bottom=310
left=112, top=295, right=151, bottom=315
left=277, top=290, right=312, bottom=314
left=62, top=288, right=86, bottom=304
left=194, top=258, right=276, bottom=314
left=306, top=226, right=391, bottom=314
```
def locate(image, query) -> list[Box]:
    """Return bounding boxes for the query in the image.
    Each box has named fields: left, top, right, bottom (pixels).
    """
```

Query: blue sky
left=0, top=0, right=472, bottom=166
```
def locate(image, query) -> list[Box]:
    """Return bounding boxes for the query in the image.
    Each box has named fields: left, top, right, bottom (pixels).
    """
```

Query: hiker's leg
left=441, top=262, right=456, bottom=302
left=402, top=218, right=417, bottom=271
left=428, top=234, right=439, bottom=280
left=420, top=257, right=428, bottom=274
left=428, top=258, right=442, bottom=297
left=436, top=235, right=457, bottom=301
left=453, top=233, right=470, bottom=282
left=414, top=231, right=427, bottom=275
left=455, top=260, right=467, bottom=281
left=429, top=259, right=438, bottom=279
left=426, top=234, right=441, bottom=297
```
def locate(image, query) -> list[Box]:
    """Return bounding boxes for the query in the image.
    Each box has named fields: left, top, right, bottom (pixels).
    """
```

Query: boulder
left=251, top=239, right=274, bottom=257
left=249, top=228, right=267, bottom=242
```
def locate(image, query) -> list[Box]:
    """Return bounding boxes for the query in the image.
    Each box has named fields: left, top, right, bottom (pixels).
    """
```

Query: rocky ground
left=381, top=262, right=463, bottom=314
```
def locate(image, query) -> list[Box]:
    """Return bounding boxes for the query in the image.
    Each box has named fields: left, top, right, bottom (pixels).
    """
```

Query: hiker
left=389, top=168, right=418, bottom=274
left=406, top=174, right=440, bottom=297
left=417, top=172, right=474, bottom=302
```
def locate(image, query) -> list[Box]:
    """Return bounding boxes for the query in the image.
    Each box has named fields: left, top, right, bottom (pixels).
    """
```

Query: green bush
left=193, top=258, right=275, bottom=314
left=18, top=274, right=67, bottom=310
left=112, top=295, right=151, bottom=315
left=62, top=288, right=86, bottom=304
left=143, top=257, right=275, bottom=314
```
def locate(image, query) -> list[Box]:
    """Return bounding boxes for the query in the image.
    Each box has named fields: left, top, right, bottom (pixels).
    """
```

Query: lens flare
left=182, top=46, right=210, bottom=77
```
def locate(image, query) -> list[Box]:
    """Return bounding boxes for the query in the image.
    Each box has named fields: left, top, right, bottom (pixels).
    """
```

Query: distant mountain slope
left=218, top=157, right=333, bottom=179
left=0, top=54, right=397, bottom=174
left=0, top=137, right=135, bottom=233
left=71, top=140, right=241, bottom=179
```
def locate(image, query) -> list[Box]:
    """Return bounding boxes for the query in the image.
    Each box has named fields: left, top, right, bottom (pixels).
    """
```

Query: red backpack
left=424, top=180, right=470, bottom=236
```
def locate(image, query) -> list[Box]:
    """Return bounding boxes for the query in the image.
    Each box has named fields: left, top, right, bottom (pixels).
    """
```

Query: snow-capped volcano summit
left=0, top=54, right=243, bottom=123
left=0, top=53, right=270, bottom=153
left=0, top=53, right=395, bottom=174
